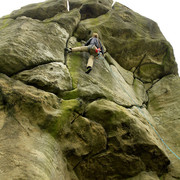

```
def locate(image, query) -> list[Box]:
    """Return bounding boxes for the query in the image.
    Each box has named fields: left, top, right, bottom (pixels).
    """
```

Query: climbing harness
left=95, top=48, right=101, bottom=54
left=100, top=55, right=180, bottom=160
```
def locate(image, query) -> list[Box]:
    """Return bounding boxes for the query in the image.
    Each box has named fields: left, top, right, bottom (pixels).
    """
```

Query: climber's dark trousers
left=71, top=46, right=96, bottom=68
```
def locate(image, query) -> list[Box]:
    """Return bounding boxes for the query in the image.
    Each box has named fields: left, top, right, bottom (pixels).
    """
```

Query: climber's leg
left=71, top=46, right=89, bottom=52
left=87, top=55, right=94, bottom=67
left=86, top=55, right=94, bottom=74
left=65, top=46, right=89, bottom=53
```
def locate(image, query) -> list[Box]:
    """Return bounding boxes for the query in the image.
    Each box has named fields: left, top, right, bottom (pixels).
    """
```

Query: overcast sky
left=0, top=0, right=179, bottom=74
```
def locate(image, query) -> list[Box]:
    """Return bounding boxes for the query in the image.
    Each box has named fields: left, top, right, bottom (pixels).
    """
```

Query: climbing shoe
left=64, top=47, right=72, bottom=53
left=86, top=66, right=92, bottom=74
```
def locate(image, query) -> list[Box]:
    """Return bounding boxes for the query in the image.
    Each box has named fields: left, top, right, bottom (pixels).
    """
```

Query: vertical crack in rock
left=133, top=53, right=147, bottom=77
left=64, top=36, right=71, bottom=66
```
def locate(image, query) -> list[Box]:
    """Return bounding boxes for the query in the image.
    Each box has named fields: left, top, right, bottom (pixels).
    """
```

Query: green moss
left=159, top=175, right=165, bottom=180
left=1, top=15, right=10, bottom=19
left=86, top=99, right=132, bottom=134
left=0, top=18, right=10, bottom=31
left=61, top=89, right=79, bottom=100
left=85, top=11, right=110, bottom=27
left=43, top=13, right=62, bottom=23
left=67, top=42, right=82, bottom=88
left=45, top=99, right=80, bottom=138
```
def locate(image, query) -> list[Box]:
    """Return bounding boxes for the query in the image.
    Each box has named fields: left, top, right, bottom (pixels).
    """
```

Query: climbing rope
left=98, top=54, right=180, bottom=160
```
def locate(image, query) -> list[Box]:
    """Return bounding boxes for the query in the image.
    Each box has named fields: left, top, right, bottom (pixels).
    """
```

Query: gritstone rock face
left=0, top=0, right=179, bottom=179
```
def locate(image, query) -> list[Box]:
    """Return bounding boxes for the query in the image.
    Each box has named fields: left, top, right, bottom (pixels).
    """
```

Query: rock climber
left=65, top=32, right=104, bottom=74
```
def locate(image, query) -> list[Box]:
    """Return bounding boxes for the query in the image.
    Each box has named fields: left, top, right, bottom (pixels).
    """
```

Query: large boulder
left=74, top=2, right=178, bottom=82
left=0, top=73, right=62, bottom=126
left=0, top=73, right=76, bottom=179
left=148, top=75, right=180, bottom=179
left=8, top=0, right=67, bottom=20
left=13, top=62, right=73, bottom=94
left=58, top=115, right=107, bottom=168
left=75, top=99, right=170, bottom=179
left=44, top=9, right=81, bottom=36
left=0, top=16, right=68, bottom=76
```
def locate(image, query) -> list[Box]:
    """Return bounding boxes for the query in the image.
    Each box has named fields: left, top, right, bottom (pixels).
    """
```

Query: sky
left=0, top=0, right=179, bottom=74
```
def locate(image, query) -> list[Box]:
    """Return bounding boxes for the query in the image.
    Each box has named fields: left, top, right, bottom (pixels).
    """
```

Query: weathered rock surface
left=0, top=123, right=72, bottom=180
left=75, top=2, right=178, bottom=82
left=69, top=0, right=113, bottom=10
left=0, top=74, right=76, bottom=179
left=0, top=73, right=61, bottom=126
left=0, top=16, right=68, bottom=76
left=8, top=0, right=67, bottom=20
left=44, top=9, right=81, bottom=36
left=59, top=115, right=107, bottom=168
left=0, top=0, right=180, bottom=179
left=13, top=62, right=72, bottom=94
left=148, top=75, right=180, bottom=179
left=83, top=99, right=169, bottom=179
left=127, top=171, right=159, bottom=180
left=69, top=0, right=113, bottom=20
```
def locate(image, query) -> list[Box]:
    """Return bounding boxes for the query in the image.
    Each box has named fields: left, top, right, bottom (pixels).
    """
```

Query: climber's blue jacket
left=85, top=37, right=104, bottom=54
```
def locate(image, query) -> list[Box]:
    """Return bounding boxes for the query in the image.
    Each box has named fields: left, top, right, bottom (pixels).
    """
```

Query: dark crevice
left=147, top=73, right=178, bottom=93
left=172, top=175, right=180, bottom=179
left=13, top=116, right=30, bottom=136
left=73, top=153, right=90, bottom=170
left=73, top=142, right=109, bottom=171
left=64, top=37, right=71, bottom=66
left=127, top=104, right=145, bottom=110
left=10, top=75, right=72, bottom=98
left=146, top=77, right=164, bottom=93
left=115, top=102, right=138, bottom=109
left=132, top=78, right=149, bottom=107
left=133, top=54, right=146, bottom=74
left=111, top=97, right=144, bottom=109
left=0, top=87, right=8, bottom=110
left=142, top=100, right=148, bottom=109
left=70, top=114, right=81, bottom=124
left=83, top=97, right=145, bottom=116
left=146, top=74, right=177, bottom=109
left=9, top=60, right=60, bottom=77
left=18, top=81, right=60, bottom=95
left=133, top=76, right=147, bottom=84
left=145, top=74, right=172, bottom=108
